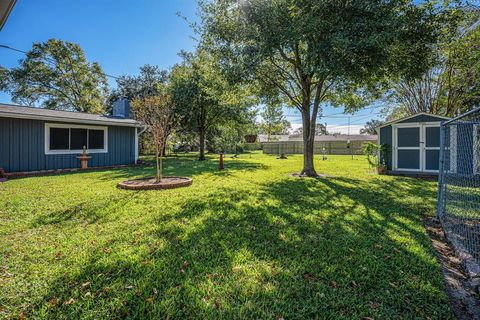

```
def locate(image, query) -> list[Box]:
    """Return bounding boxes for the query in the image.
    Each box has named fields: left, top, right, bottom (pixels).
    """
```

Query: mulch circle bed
left=117, top=176, right=192, bottom=190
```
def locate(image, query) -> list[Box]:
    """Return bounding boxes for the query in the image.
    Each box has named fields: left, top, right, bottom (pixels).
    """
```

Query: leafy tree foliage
left=388, top=7, right=480, bottom=117
left=258, top=103, right=291, bottom=140
left=360, top=120, right=384, bottom=135
left=209, top=122, right=249, bottom=154
left=315, top=123, right=329, bottom=136
left=169, top=49, right=256, bottom=160
left=199, top=0, right=441, bottom=176
left=293, top=123, right=329, bottom=136
left=0, top=39, right=108, bottom=113
left=109, top=65, right=168, bottom=104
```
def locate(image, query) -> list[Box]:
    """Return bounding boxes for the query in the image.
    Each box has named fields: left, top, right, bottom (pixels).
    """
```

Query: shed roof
left=0, top=103, right=141, bottom=127
left=376, top=112, right=450, bottom=130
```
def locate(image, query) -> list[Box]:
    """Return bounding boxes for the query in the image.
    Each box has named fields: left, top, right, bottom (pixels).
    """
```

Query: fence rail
left=262, top=141, right=369, bottom=155
left=437, top=107, right=480, bottom=277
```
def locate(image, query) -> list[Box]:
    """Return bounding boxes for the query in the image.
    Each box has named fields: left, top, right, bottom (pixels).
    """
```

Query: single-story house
left=261, top=134, right=377, bottom=155
left=377, top=113, right=451, bottom=175
left=0, top=100, right=143, bottom=175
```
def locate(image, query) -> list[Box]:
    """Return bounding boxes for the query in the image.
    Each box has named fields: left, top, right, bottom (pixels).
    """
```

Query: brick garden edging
left=117, top=177, right=192, bottom=190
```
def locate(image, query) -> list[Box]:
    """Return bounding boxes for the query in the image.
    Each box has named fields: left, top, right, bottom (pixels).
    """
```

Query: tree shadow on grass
left=24, top=176, right=452, bottom=319
left=28, top=193, right=138, bottom=228
left=93, top=157, right=269, bottom=182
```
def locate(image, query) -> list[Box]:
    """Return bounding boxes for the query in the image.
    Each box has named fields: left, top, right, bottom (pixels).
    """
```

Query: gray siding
left=379, top=125, right=392, bottom=170
left=0, top=117, right=136, bottom=173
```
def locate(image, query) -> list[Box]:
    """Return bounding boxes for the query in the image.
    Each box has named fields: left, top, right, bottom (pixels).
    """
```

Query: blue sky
left=0, top=0, right=384, bottom=134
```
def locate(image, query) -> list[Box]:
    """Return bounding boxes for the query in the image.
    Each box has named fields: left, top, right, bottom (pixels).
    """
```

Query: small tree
left=363, top=142, right=388, bottom=168
left=170, top=49, right=256, bottom=161
left=131, top=91, right=176, bottom=182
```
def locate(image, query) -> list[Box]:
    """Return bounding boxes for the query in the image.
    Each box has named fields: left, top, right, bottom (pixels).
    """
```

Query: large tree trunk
left=301, top=114, right=318, bottom=177
left=198, top=128, right=206, bottom=161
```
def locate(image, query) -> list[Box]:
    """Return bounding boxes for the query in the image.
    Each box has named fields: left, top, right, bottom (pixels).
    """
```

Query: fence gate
left=437, top=107, right=480, bottom=277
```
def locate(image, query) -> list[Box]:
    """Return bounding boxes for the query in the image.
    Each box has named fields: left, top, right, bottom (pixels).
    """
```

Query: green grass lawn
left=0, top=152, right=452, bottom=319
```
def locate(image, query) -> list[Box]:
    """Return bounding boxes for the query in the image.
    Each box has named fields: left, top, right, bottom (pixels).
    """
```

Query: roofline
left=0, top=0, right=16, bottom=31
left=0, top=110, right=142, bottom=127
left=376, top=112, right=450, bottom=130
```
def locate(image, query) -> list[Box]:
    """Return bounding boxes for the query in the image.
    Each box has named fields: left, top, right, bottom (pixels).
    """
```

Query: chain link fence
left=438, top=107, right=480, bottom=276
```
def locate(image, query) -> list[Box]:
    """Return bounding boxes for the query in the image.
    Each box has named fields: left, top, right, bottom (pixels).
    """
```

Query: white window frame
left=393, top=123, right=422, bottom=172
left=45, top=123, right=108, bottom=155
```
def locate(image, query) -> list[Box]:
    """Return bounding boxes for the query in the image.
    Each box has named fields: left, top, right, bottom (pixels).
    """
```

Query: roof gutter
left=0, top=0, right=16, bottom=31
left=137, top=125, right=148, bottom=135
left=0, top=111, right=142, bottom=127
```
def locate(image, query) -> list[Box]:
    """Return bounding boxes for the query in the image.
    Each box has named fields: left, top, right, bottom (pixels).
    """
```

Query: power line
left=284, top=111, right=384, bottom=120
left=0, top=44, right=121, bottom=80
left=283, top=105, right=385, bottom=119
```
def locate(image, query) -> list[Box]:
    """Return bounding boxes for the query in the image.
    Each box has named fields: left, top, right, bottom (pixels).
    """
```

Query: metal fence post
left=437, top=123, right=446, bottom=218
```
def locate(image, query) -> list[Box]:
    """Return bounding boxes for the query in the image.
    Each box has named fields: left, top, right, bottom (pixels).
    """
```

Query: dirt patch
left=290, top=173, right=328, bottom=179
left=117, top=177, right=192, bottom=190
left=424, top=216, right=480, bottom=320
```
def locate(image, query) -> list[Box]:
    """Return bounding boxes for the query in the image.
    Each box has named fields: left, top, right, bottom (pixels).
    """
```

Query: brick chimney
left=112, top=98, right=132, bottom=119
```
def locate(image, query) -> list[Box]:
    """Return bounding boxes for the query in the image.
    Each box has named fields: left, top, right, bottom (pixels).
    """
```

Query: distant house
left=0, top=100, right=143, bottom=175
left=260, top=134, right=377, bottom=155
left=377, top=113, right=450, bottom=175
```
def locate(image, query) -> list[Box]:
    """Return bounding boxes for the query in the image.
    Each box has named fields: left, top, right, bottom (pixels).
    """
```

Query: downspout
left=135, top=125, right=147, bottom=163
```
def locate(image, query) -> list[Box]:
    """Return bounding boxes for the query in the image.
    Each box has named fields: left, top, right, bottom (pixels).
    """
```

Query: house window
left=88, top=129, right=105, bottom=149
left=45, top=123, right=107, bottom=154
left=49, top=128, right=70, bottom=150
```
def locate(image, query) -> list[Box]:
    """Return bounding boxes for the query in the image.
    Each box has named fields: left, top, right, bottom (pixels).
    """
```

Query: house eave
left=0, top=0, right=16, bottom=30
left=0, top=111, right=142, bottom=127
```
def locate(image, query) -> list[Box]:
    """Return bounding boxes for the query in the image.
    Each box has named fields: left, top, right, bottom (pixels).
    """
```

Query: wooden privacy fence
left=262, top=140, right=369, bottom=155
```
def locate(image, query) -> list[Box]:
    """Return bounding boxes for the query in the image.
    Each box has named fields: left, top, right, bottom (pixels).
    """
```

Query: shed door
left=424, top=125, right=440, bottom=171
left=396, top=127, right=421, bottom=171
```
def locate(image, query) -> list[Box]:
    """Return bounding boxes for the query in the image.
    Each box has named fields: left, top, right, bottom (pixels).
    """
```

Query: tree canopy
left=0, top=39, right=109, bottom=113
left=387, top=7, right=480, bottom=118
left=109, top=65, right=168, bottom=103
